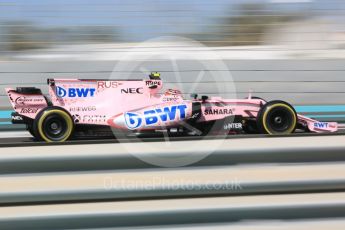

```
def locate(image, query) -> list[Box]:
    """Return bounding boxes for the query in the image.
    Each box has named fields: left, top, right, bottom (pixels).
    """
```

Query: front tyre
left=33, top=107, right=74, bottom=142
left=257, top=100, right=297, bottom=135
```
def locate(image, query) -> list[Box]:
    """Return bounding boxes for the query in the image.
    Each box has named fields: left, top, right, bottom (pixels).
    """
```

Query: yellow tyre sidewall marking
left=262, top=103, right=297, bottom=135
left=38, top=109, right=73, bottom=142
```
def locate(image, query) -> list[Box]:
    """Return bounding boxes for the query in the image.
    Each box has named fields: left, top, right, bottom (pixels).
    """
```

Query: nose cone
left=108, top=113, right=127, bottom=129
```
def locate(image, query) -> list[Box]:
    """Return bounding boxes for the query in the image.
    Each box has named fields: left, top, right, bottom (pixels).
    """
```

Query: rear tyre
left=257, top=100, right=297, bottom=135
left=33, top=107, right=74, bottom=142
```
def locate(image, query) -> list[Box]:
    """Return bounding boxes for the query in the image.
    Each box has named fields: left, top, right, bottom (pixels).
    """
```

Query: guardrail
left=0, top=135, right=344, bottom=229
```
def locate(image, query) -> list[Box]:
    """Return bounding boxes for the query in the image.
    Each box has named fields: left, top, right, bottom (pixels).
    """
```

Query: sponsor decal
left=204, top=108, right=233, bottom=115
left=73, top=114, right=81, bottom=123
left=162, top=97, right=179, bottom=102
left=97, top=81, right=120, bottom=89
left=190, top=112, right=200, bottom=119
left=329, top=124, right=336, bottom=128
left=69, top=106, right=96, bottom=112
left=12, top=115, right=23, bottom=121
left=224, top=123, right=242, bottom=130
left=165, top=89, right=181, bottom=96
left=20, top=108, right=39, bottom=113
left=124, top=112, right=142, bottom=129
left=314, top=122, right=329, bottom=129
left=56, top=86, right=96, bottom=98
left=120, top=87, right=143, bottom=94
left=15, top=96, right=44, bottom=105
left=124, top=104, right=187, bottom=130
left=146, top=80, right=161, bottom=87
left=83, top=115, right=106, bottom=122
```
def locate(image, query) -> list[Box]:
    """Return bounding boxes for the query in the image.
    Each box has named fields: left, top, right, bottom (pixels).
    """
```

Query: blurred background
left=1, top=0, right=345, bottom=59
left=1, top=0, right=345, bottom=128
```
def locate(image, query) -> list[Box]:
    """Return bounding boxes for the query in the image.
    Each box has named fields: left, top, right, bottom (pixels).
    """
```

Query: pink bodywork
left=5, top=78, right=338, bottom=133
left=6, top=90, right=47, bottom=120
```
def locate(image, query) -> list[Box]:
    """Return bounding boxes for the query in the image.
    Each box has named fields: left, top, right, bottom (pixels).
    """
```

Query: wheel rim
left=43, top=114, right=68, bottom=140
left=264, top=105, right=296, bottom=134
left=38, top=109, right=73, bottom=142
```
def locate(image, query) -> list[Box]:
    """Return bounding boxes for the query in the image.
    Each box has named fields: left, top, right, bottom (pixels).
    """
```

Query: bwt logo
left=124, top=104, right=187, bottom=130
left=56, top=86, right=96, bottom=98
left=314, top=122, right=329, bottom=128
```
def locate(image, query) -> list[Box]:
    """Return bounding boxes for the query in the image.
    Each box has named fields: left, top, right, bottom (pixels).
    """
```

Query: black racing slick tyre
left=33, top=107, right=74, bottom=142
left=257, top=100, right=297, bottom=135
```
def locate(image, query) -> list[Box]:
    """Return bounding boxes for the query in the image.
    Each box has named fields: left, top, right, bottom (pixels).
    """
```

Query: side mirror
left=47, top=78, right=55, bottom=86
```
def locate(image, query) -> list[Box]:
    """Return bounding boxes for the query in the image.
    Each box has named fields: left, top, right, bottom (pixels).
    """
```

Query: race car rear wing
left=5, top=87, right=48, bottom=123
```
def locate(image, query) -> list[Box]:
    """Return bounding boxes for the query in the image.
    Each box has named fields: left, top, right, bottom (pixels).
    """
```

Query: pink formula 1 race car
left=6, top=73, right=338, bottom=142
